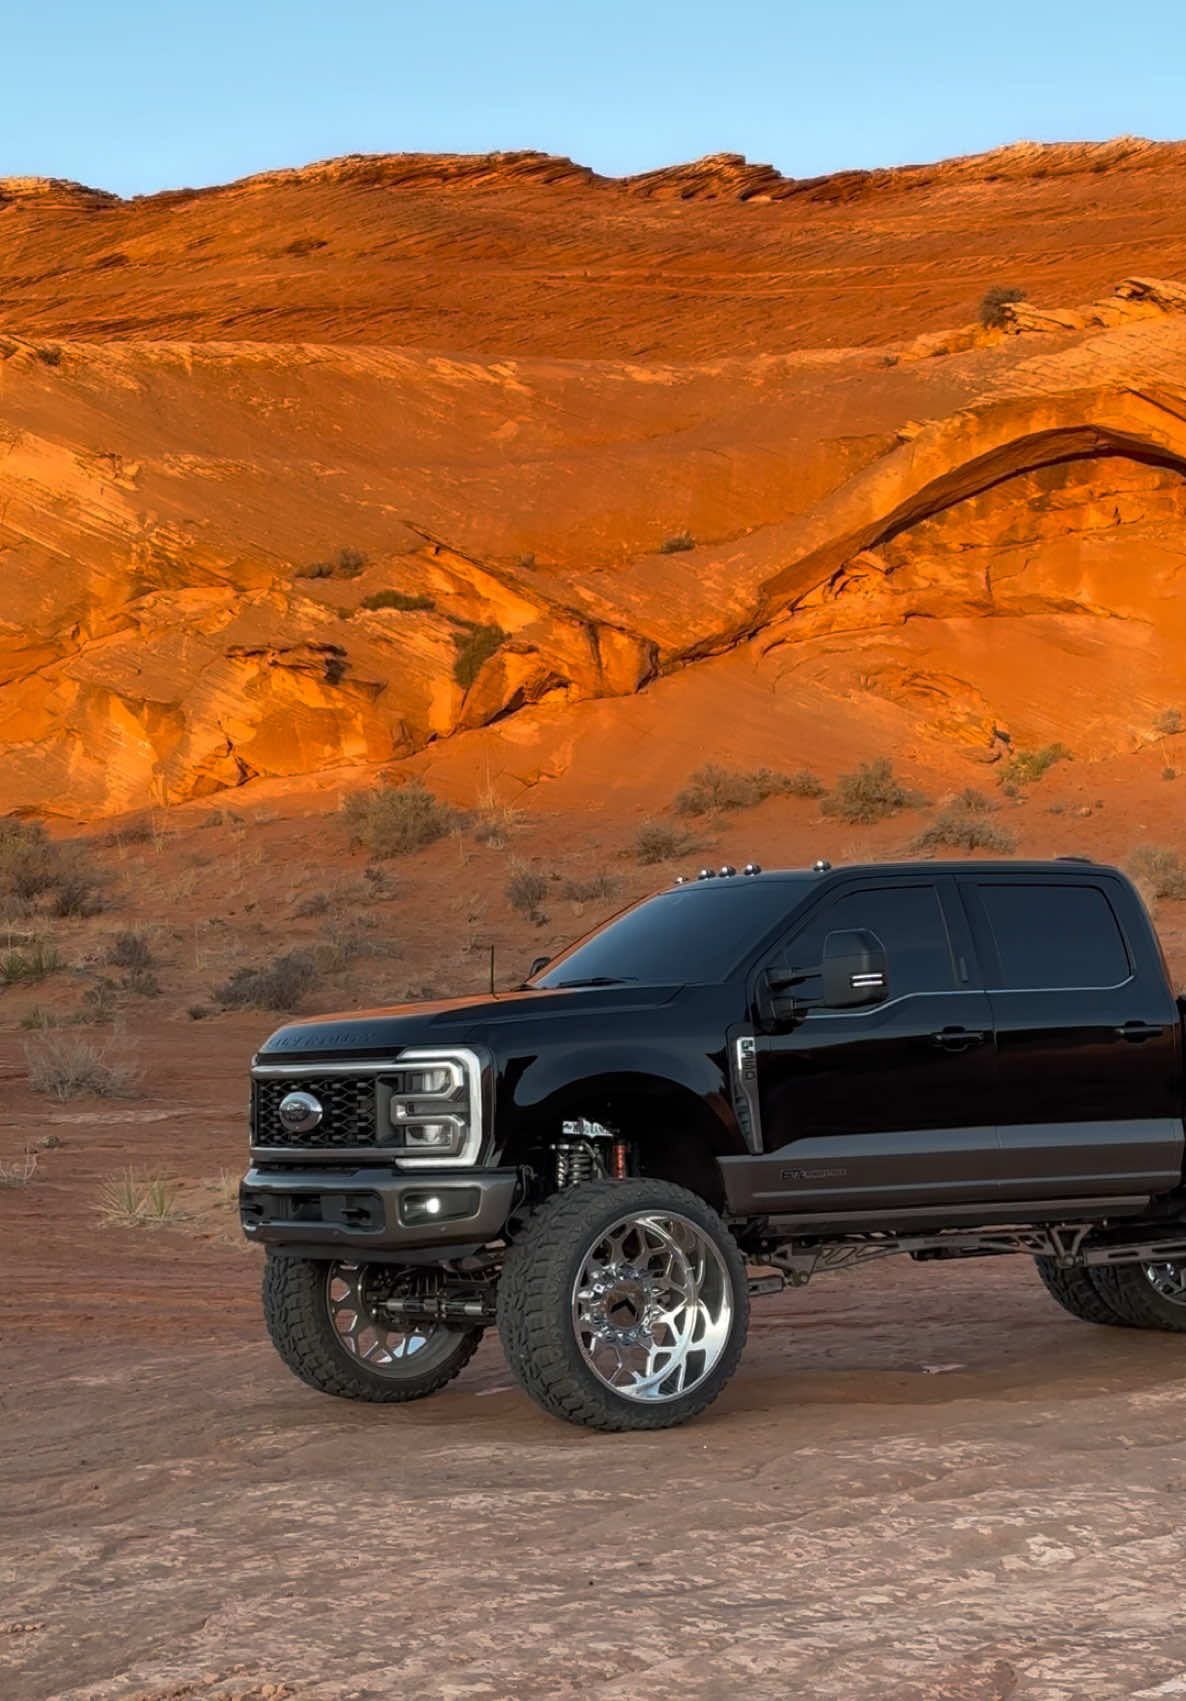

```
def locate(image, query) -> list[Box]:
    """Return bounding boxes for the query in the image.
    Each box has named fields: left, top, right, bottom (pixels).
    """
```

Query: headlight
left=378, top=1049, right=483, bottom=1168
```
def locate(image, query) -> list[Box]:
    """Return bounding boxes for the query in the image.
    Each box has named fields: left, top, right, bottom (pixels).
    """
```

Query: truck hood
left=255, top=983, right=682, bottom=1059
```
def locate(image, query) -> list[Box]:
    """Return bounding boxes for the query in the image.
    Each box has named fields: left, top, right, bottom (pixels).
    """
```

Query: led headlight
left=379, top=1049, right=483, bottom=1168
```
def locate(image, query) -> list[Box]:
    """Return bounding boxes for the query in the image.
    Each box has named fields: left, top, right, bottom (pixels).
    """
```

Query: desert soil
left=6, top=1080, right=1186, bottom=1701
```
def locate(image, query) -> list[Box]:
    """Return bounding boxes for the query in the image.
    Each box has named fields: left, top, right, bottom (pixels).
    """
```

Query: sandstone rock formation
left=3, top=148, right=1186, bottom=818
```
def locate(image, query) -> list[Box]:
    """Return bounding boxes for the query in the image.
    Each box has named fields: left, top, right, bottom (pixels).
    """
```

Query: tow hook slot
left=747, top=1272, right=785, bottom=1298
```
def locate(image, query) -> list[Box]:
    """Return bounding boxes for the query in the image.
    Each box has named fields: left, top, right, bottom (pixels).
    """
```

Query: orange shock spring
left=611, top=1138, right=628, bottom=1180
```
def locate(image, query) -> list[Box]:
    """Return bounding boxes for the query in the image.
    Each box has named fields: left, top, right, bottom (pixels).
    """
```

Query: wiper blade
left=549, top=975, right=638, bottom=988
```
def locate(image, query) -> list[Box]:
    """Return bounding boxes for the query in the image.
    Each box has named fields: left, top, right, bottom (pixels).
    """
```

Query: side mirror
left=528, top=955, right=551, bottom=979
left=821, top=929, right=889, bottom=1009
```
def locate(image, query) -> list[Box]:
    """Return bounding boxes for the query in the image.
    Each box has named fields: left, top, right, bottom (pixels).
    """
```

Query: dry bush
left=98, top=1169, right=188, bottom=1229
left=1127, top=845, right=1186, bottom=902
left=999, top=744, right=1071, bottom=793
left=342, top=782, right=457, bottom=858
left=107, top=930, right=155, bottom=970
left=507, top=863, right=549, bottom=921
left=0, top=1152, right=38, bottom=1188
left=912, top=791, right=1016, bottom=854
left=1, top=940, right=65, bottom=985
left=452, top=622, right=506, bottom=689
left=292, top=890, right=331, bottom=918
left=979, top=285, right=1027, bottom=328
left=359, top=589, right=435, bottom=613
left=295, top=546, right=366, bottom=580
left=472, top=786, right=525, bottom=848
left=821, top=758, right=922, bottom=825
left=675, top=763, right=824, bottom=816
left=25, top=1032, right=142, bottom=1101
left=658, top=532, right=695, bottom=554
left=214, top=949, right=320, bottom=1011
left=632, top=823, right=699, bottom=865
left=0, top=820, right=104, bottom=915
left=1155, top=708, right=1183, bottom=736
left=561, top=872, right=622, bottom=903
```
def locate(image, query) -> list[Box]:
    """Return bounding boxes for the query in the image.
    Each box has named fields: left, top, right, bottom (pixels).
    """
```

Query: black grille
left=253, top=1076, right=378, bottom=1150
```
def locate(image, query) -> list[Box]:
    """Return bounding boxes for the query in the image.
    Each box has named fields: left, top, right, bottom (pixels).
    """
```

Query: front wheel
left=262, top=1255, right=483, bottom=1402
left=497, top=1179, right=749, bottom=1431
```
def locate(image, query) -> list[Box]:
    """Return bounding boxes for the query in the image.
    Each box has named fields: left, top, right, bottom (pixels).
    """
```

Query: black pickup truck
left=241, top=857, right=1186, bottom=1431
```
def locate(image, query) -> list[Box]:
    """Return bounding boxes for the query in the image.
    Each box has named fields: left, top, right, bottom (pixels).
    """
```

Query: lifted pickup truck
left=242, top=857, right=1186, bottom=1431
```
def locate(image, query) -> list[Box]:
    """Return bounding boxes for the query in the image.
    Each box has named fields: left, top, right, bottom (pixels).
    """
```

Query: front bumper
left=240, top=1165, right=518, bottom=1257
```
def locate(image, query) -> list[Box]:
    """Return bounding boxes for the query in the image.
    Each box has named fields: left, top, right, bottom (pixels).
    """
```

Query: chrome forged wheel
left=572, top=1211, right=733, bottom=1402
left=262, top=1254, right=483, bottom=1403
left=498, top=1179, right=749, bottom=1431
left=327, top=1263, right=443, bottom=1373
left=1143, top=1263, right=1186, bottom=1307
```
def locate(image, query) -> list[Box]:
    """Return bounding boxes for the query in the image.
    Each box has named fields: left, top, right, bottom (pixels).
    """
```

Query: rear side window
left=776, top=883, right=955, bottom=1000
left=975, top=883, right=1131, bottom=989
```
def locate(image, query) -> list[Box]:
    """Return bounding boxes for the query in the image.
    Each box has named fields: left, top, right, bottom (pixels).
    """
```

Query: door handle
left=930, top=1027, right=986, bottom=1052
left=1114, top=1022, right=1166, bottom=1043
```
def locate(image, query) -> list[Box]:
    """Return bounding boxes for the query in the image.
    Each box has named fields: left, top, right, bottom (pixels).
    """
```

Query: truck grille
left=252, top=1076, right=378, bottom=1150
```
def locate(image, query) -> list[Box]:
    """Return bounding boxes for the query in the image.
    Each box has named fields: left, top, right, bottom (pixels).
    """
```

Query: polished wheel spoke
left=325, top=1262, right=442, bottom=1374
left=571, top=1210, right=733, bottom=1404
left=1145, top=1261, right=1186, bottom=1305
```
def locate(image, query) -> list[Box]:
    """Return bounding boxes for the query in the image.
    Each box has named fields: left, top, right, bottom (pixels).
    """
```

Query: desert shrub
left=284, top=236, right=327, bottom=256
left=659, top=532, right=695, bottom=554
left=122, top=966, right=162, bottom=998
left=19, top=1005, right=58, bottom=1030
left=1155, top=708, right=1183, bottom=736
left=675, top=764, right=824, bottom=817
left=359, top=590, right=435, bottom=613
left=295, top=546, right=366, bottom=581
left=999, top=743, right=1071, bottom=792
left=77, top=979, right=117, bottom=1025
left=912, top=792, right=1016, bottom=854
left=187, top=1004, right=211, bottom=1021
left=561, top=872, right=622, bottom=903
left=0, top=820, right=103, bottom=912
left=472, top=787, right=524, bottom=849
left=342, top=781, right=457, bottom=858
left=50, top=875, right=105, bottom=917
left=25, top=1032, right=142, bottom=1101
left=979, top=285, right=1027, bottom=328
left=1127, top=845, right=1186, bottom=902
left=0, top=942, right=64, bottom=986
left=1165, top=767, right=1179, bottom=782
left=98, top=1168, right=186, bottom=1228
left=632, top=823, right=699, bottom=865
left=452, top=622, right=506, bottom=689
left=506, top=863, right=548, bottom=921
left=293, top=891, right=331, bottom=918
left=214, top=949, right=319, bottom=1012
left=821, top=758, right=921, bottom=825
left=107, top=931, right=155, bottom=970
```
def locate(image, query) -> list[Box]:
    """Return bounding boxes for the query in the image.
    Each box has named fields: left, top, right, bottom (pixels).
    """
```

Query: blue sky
left=3, top=0, right=1184, bottom=197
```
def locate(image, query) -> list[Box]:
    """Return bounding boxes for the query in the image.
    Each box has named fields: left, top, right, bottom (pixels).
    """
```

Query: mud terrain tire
left=1091, top=1261, right=1186, bottom=1331
left=263, top=1254, right=483, bottom=1402
left=1034, top=1258, right=1134, bottom=1326
left=497, top=1179, right=749, bottom=1432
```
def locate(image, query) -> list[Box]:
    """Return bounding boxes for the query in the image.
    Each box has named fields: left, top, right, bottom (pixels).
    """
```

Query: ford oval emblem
left=277, top=1090, right=324, bottom=1134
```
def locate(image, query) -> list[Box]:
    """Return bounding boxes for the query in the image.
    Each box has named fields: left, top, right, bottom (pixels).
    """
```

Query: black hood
left=255, top=982, right=682, bottom=1060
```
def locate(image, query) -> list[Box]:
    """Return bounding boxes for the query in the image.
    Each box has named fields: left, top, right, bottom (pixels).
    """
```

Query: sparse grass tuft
left=451, top=622, right=506, bottom=689
left=295, top=546, right=366, bottom=581
left=25, top=1032, right=142, bottom=1101
left=0, top=941, right=65, bottom=986
left=979, top=285, right=1027, bottom=328
left=506, top=862, right=549, bottom=922
left=472, top=786, right=524, bottom=849
left=342, top=782, right=457, bottom=858
left=821, top=758, right=922, bottom=825
left=359, top=589, right=435, bottom=613
left=214, top=950, right=319, bottom=1012
left=98, top=1168, right=187, bottom=1229
left=632, top=822, right=700, bottom=865
left=658, top=532, right=695, bottom=554
left=675, top=764, right=824, bottom=816
left=912, top=791, right=1017, bottom=854
left=0, top=1152, right=38, bottom=1188
left=1127, top=845, right=1186, bottom=902
left=999, top=743, right=1071, bottom=792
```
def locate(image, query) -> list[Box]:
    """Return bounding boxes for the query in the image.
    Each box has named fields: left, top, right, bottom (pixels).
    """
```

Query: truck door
left=958, top=875, right=1182, bottom=1202
left=727, top=875, right=999, bottom=1218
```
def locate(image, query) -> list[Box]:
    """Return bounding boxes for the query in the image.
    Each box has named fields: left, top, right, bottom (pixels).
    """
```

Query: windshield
left=532, top=878, right=813, bottom=988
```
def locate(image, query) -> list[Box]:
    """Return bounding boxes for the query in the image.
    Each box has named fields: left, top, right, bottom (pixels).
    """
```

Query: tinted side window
left=975, top=883, right=1130, bottom=989
left=775, top=884, right=955, bottom=1000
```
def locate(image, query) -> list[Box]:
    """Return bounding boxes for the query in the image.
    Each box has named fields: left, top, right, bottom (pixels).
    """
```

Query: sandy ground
left=7, top=1188, right=1186, bottom=1700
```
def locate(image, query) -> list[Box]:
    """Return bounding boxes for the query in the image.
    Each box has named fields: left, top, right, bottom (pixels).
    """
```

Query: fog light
left=400, top=1187, right=482, bottom=1227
